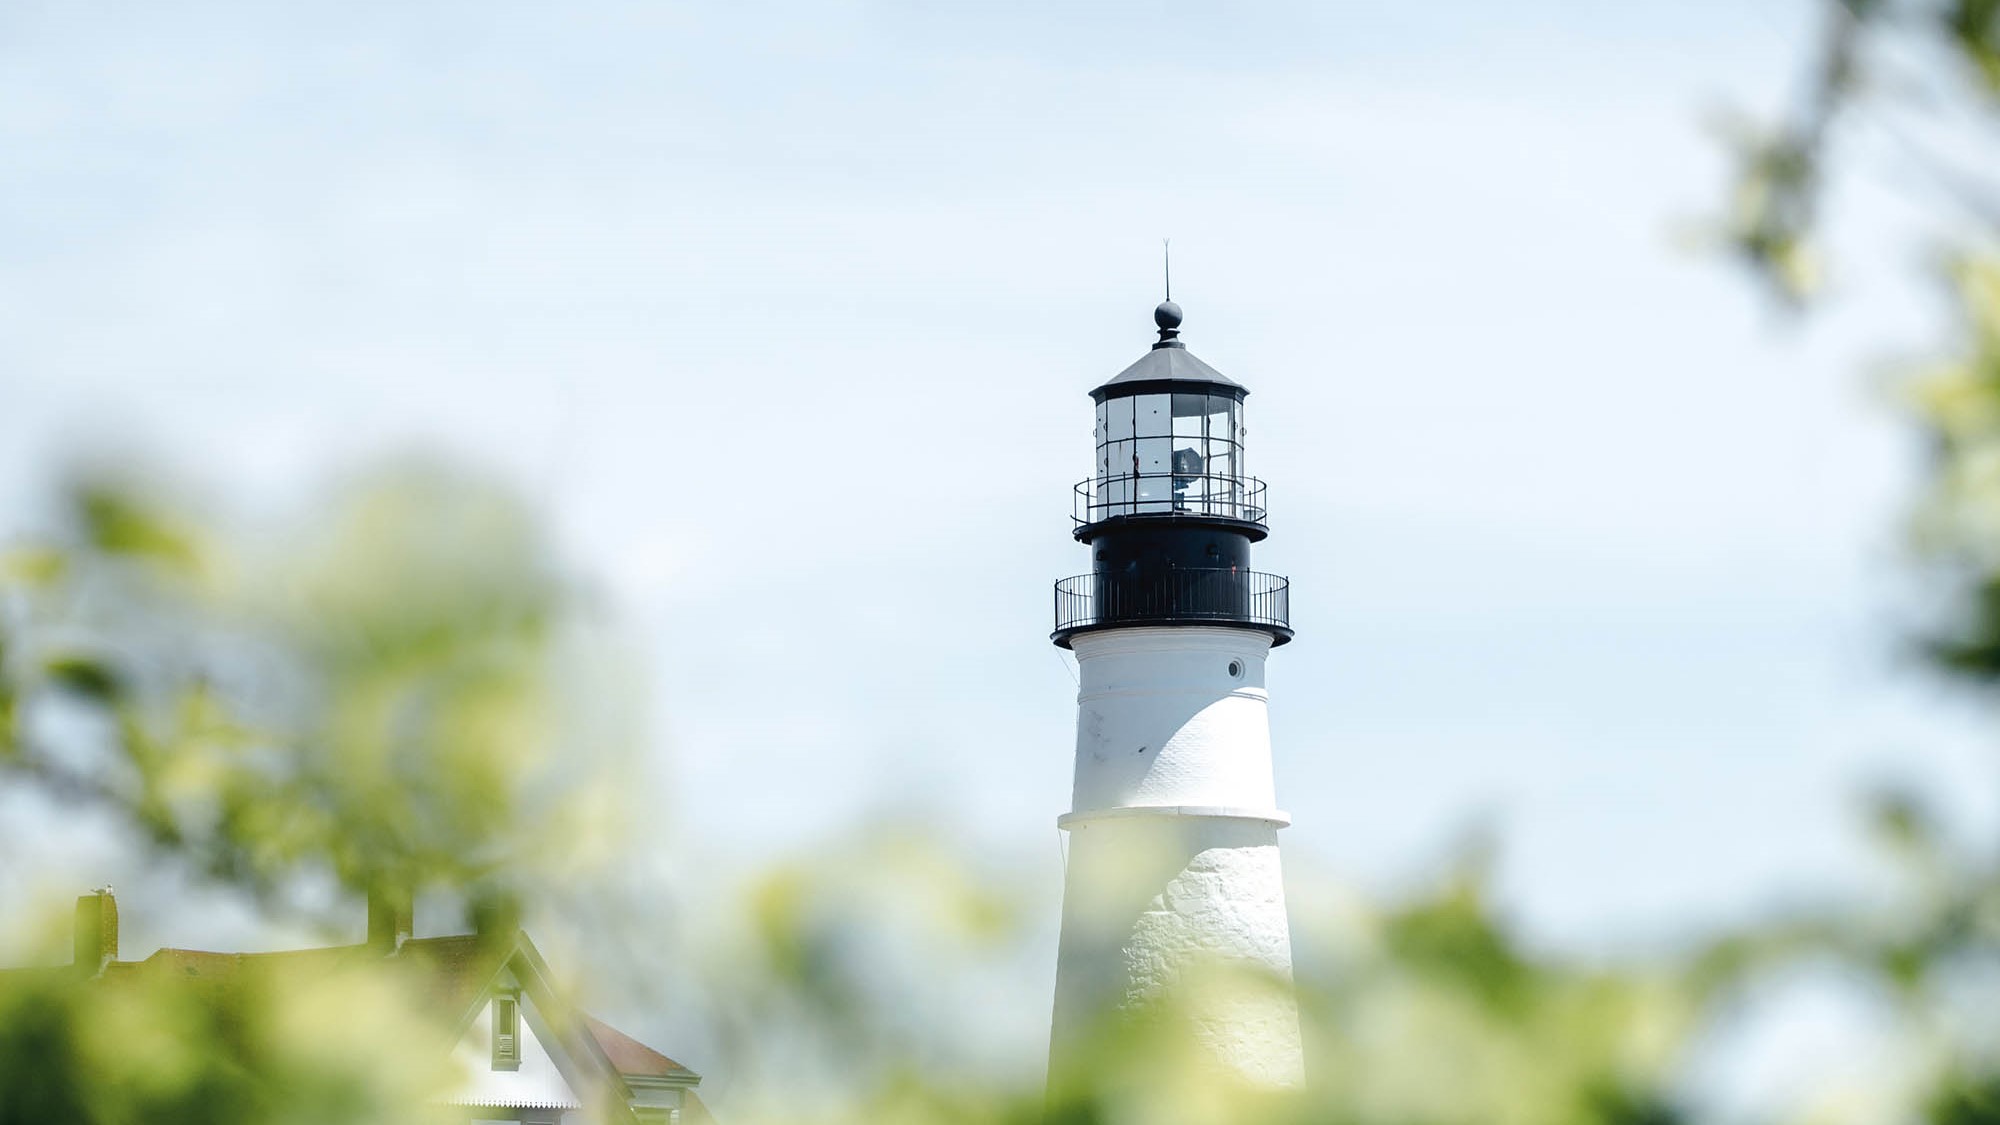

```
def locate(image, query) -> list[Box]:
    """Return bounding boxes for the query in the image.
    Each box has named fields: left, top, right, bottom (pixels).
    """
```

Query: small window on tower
left=493, top=995, right=521, bottom=1070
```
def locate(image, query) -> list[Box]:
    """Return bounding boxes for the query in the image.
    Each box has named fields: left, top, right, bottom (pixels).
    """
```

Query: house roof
left=585, top=1016, right=695, bottom=1081
left=79, top=936, right=507, bottom=1028
left=396, top=934, right=507, bottom=1017
left=11, top=932, right=694, bottom=1089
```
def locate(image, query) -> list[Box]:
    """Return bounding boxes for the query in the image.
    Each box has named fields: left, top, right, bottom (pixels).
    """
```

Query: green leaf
left=42, top=654, right=122, bottom=702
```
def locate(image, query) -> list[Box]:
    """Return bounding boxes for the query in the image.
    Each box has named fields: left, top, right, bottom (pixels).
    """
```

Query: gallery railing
left=1072, top=473, right=1268, bottom=528
left=1053, top=569, right=1291, bottom=641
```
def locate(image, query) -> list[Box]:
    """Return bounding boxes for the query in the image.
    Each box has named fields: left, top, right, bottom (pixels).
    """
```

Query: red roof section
left=584, top=1015, right=695, bottom=1079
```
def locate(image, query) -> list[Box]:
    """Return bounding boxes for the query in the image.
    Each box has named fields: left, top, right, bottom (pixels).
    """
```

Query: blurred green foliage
left=0, top=461, right=626, bottom=913
left=0, top=462, right=633, bottom=1124
left=7, top=3, right=2000, bottom=1123
left=0, top=952, right=453, bottom=1125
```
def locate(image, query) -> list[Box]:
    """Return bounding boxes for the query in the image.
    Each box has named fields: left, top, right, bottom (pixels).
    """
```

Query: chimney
left=73, top=889, right=117, bottom=976
left=471, top=888, right=522, bottom=947
left=367, top=884, right=413, bottom=952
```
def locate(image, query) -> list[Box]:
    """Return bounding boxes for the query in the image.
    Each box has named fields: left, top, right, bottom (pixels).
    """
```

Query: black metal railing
left=1053, top=569, right=1291, bottom=640
left=1072, top=474, right=1268, bottom=528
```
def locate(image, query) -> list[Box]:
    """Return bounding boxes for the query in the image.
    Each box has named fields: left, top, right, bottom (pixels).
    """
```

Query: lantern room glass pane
left=1135, top=437, right=1172, bottom=512
left=1207, top=395, right=1238, bottom=447
left=1134, top=394, right=1171, bottom=438
left=1169, top=394, right=1208, bottom=512
left=1103, top=467, right=1133, bottom=513
left=1171, top=393, right=1206, bottom=438
left=1206, top=447, right=1239, bottom=516
left=1106, top=397, right=1134, bottom=442
left=1205, top=445, right=1237, bottom=484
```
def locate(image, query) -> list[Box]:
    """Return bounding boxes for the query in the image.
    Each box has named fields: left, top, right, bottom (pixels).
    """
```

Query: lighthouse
left=1048, top=298, right=1304, bottom=1087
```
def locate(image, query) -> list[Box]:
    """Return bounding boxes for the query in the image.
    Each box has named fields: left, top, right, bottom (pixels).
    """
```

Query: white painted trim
left=1075, top=685, right=1270, bottom=703
left=1058, top=805, right=1291, bottom=829
left=1067, top=625, right=1275, bottom=658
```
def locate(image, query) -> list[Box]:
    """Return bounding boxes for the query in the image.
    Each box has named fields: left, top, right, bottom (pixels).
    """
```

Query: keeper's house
left=2, top=889, right=709, bottom=1125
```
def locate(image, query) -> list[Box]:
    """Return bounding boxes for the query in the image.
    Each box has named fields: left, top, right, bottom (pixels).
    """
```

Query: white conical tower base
left=1049, top=627, right=1304, bottom=1087
left=1051, top=812, right=1304, bottom=1086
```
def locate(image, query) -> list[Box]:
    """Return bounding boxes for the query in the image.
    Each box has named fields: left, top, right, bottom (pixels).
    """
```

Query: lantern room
left=1074, top=300, right=1266, bottom=536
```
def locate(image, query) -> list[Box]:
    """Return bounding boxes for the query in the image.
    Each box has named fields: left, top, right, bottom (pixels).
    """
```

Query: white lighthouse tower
left=1048, top=298, right=1304, bottom=1087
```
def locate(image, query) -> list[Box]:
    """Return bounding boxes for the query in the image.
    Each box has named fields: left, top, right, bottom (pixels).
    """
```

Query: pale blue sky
left=3, top=0, right=1993, bottom=1102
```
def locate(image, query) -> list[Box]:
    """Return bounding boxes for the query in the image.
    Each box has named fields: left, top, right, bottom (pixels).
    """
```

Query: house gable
left=432, top=935, right=654, bottom=1125
left=448, top=986, right=584, bottom=1116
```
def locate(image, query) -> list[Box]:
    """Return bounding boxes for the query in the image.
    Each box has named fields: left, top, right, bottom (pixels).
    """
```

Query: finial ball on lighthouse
left=1154, top=300, right=1184, bottom=331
